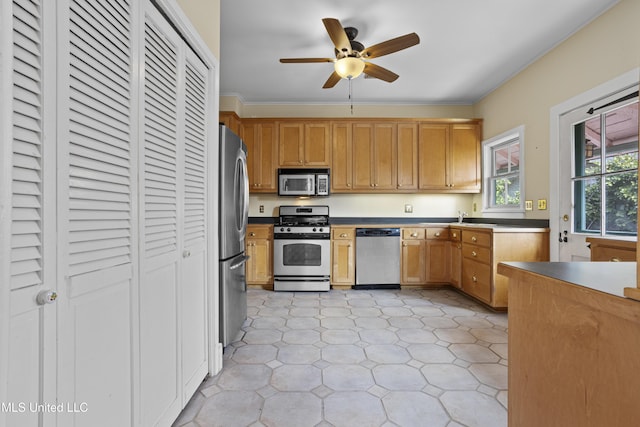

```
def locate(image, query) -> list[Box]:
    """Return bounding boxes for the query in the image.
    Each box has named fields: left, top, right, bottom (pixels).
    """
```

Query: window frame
left=571, top=99, right=638, bottom=237
left=482, top=126, right=525, bottom=216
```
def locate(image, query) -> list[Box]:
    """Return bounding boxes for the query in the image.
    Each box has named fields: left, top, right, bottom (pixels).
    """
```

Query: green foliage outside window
left=582, top=153, right=637, bottom=234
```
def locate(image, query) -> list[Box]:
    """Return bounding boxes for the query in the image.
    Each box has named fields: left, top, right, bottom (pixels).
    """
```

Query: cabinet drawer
left=590, top=246, right=636, bottom=262
left=402, top=228, right=426, bottom=240
left=332, top=228, right=355, bottom=240
left=247, top=226, right=273, bottom=239
left=449, top=228, right=462, bottom=242
left=426, top=227, right=449, bottom=240
left=462, top=259, right=491, bottom=303
left=462, top=245, right=491, bottom=264
left=462, top=230, right=491, bottom=247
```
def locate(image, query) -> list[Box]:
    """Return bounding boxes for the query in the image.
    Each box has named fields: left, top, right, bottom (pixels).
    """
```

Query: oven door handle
left=274, top=277, right=329, bottom=282
left=230, top=255, right=250, bottom=270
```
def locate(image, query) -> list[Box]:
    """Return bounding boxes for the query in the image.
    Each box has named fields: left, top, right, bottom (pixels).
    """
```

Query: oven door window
left=282, top=243, right=321, bottom=266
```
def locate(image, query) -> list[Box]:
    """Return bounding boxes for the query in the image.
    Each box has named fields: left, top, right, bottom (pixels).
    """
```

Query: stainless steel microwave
left=278, top=168, right=330, bottom=197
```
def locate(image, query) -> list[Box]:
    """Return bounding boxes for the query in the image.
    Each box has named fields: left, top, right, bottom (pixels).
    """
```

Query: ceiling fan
left=280, top=18, right=420, bottom=89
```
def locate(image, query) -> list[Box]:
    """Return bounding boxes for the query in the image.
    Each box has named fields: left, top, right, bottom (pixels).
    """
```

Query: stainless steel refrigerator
left=219, top=125, right=249, bottom=347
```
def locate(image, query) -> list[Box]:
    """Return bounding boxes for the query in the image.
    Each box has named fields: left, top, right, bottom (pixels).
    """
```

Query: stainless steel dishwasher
left=354, top=228, right=401, bottom=289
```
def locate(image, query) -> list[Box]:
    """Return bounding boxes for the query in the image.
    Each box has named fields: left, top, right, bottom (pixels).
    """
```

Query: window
left=482, top=126, right=525, bottom=214
left=572, top=98, right=638, bottom=237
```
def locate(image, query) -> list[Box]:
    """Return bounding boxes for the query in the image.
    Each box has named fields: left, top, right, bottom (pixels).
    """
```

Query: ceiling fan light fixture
left=334, top=57, right=365, bottom=80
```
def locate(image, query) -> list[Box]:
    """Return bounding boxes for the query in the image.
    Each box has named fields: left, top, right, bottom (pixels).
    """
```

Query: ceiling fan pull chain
left=349, top=78, right=354, bottom=115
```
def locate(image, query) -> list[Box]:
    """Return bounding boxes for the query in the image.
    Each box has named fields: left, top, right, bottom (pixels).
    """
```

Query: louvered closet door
left=4, top=1, right=57, bottom=426
left=140, top=4, right=182, bottom=425
left=56, top=1, right=134, bottom=426
left=180, top=48, right=209, bottom=403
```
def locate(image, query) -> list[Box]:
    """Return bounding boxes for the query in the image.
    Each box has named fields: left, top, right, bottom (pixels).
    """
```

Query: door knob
left=36, top=290, right=57, bottom=305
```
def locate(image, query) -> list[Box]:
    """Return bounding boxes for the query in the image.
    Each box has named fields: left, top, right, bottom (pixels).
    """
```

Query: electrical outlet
left=404, top=204, right=413, bottom=213
left=537, top=199, right=547, bottom=210
left=259, top=205, right=264, bottom=213
left=525, top=200, right=533, bottom=211
left=473, top=202, right=477, bottom=212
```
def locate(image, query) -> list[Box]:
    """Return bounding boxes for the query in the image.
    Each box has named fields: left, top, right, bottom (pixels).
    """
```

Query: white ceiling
left=219, top=0, right=619, bottom=105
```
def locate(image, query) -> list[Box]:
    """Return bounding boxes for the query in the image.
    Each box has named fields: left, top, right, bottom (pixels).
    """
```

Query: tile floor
left=173, top=288, right=508, bottom=427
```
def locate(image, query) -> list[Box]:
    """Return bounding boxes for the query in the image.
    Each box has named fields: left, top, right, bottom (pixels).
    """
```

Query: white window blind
left=67, top=0, right=133, bottom=277
left=182, top=55, right=207, bottom=248
left=11, top=0, right=44, bottom=290
left=143, top=17, right=179, bottom=260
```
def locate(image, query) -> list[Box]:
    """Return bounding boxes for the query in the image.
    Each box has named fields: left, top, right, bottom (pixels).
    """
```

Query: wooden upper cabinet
left=418, top=122, right=481, bottom=193
left=352, top=122, right=397, bottom=190
left=278, top=121, right=330, bottom=167
left=219, top=111, right=240, bottom=135
left=450, top=124, right=481, bottom=191
left=241, top=121, right=278, bottom=192
left=397, top=123, right=418, bottom=191
left=331, top=122, right=353, bottom=192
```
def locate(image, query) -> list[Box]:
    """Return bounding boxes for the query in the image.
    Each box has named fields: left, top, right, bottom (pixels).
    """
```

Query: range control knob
left=319, top=227, right=324, bottom=232
left=287, top=228, right=291, bottom=232
left=280, top=227, right=285, bottom=232
left=312, top=227, right=317, bottom=232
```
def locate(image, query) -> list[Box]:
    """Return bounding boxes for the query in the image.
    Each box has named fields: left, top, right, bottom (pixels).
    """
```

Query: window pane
left=574, top=118, right=601, bottom=177
left=605, top=170, right=638, bottom=235
left=493, top=146, right=510, bottom=175
left=491, top=175, right=520, bottom=206
left=604, top=103, right=639, bottom=173
left=509, top=143, right=520, bottom=173
left=574, top=177, right=601, bottom=234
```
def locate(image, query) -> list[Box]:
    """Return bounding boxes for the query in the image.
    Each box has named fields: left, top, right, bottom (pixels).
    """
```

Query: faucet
left=457, top=210, right=468, bottom=224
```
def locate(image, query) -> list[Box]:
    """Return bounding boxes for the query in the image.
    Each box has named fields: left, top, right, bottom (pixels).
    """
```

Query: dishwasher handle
left=356, top=228, right=400, bottom=237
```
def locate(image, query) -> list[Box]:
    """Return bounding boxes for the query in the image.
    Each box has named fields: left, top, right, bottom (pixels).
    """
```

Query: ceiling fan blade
left=322, top=71, right=342, bottom=89
left=363, top=62, right=399, bottom=83
left=280, top=58, right=334, bottom=63
left=322, top=18, right=351, bottom=55
left=362, top=33, right=420, bottom=59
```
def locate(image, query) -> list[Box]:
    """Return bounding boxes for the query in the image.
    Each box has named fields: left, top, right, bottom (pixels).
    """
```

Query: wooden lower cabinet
left=499, top=262, right=640, bottom=427
left=331, top=227, right=355, bottom=287
left=461, top=227, right=550, bottom=309
left=586, top=237, right=636, bottom=261
left=449, top=227, right=462, bottom=288
left=401, top=227, right=450, bottom=285
left=246, top=225, right=273, bottom=288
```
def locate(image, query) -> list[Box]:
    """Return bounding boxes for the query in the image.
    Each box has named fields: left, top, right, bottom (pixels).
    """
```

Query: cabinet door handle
left=249, top=232, right=256, bottom=237
left=611, top=257, right=621, bottom=262
left=472, top=275, right=477, bottom=282
left=410, top=232, right=418, bottom=237
left=340, top=233, right=348, bottom=238
left=471, top=236, right=477, bottom=242
left=452, top=232, right=457, bottom=238
left=471, top=251, right=477, bottom=257
left=435, top=232, right=441, bottom=237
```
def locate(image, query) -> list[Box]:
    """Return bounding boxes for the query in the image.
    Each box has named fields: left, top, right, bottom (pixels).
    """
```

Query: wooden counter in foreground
left=497, top=261, right=640, bottom=427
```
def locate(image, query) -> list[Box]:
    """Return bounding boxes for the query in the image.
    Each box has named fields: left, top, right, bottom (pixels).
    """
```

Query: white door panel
left=140, top=4, right=182, bottom=424
left=557, top=86, right=638, bottom=262
left=4, top=1, right=57, bottom=426
left=57, top=0, right=135, bottom=425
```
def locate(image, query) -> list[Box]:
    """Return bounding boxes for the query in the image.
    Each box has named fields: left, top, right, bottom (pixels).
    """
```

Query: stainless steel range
left=273, top=205, right=331, bottom=291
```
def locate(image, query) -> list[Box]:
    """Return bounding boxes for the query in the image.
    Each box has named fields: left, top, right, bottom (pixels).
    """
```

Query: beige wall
left=249, top=193, right=474, bottom=219
left=177, top=0, right=220, bottom=59
left=473, top=0, right=640, bottom=219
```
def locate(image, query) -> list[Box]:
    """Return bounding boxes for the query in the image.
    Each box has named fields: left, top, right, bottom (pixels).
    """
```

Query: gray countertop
left=498, top=261, right=637, bottom=298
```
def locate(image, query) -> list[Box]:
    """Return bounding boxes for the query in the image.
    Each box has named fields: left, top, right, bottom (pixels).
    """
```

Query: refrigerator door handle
left=230, top=255, right=250, bottom=270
